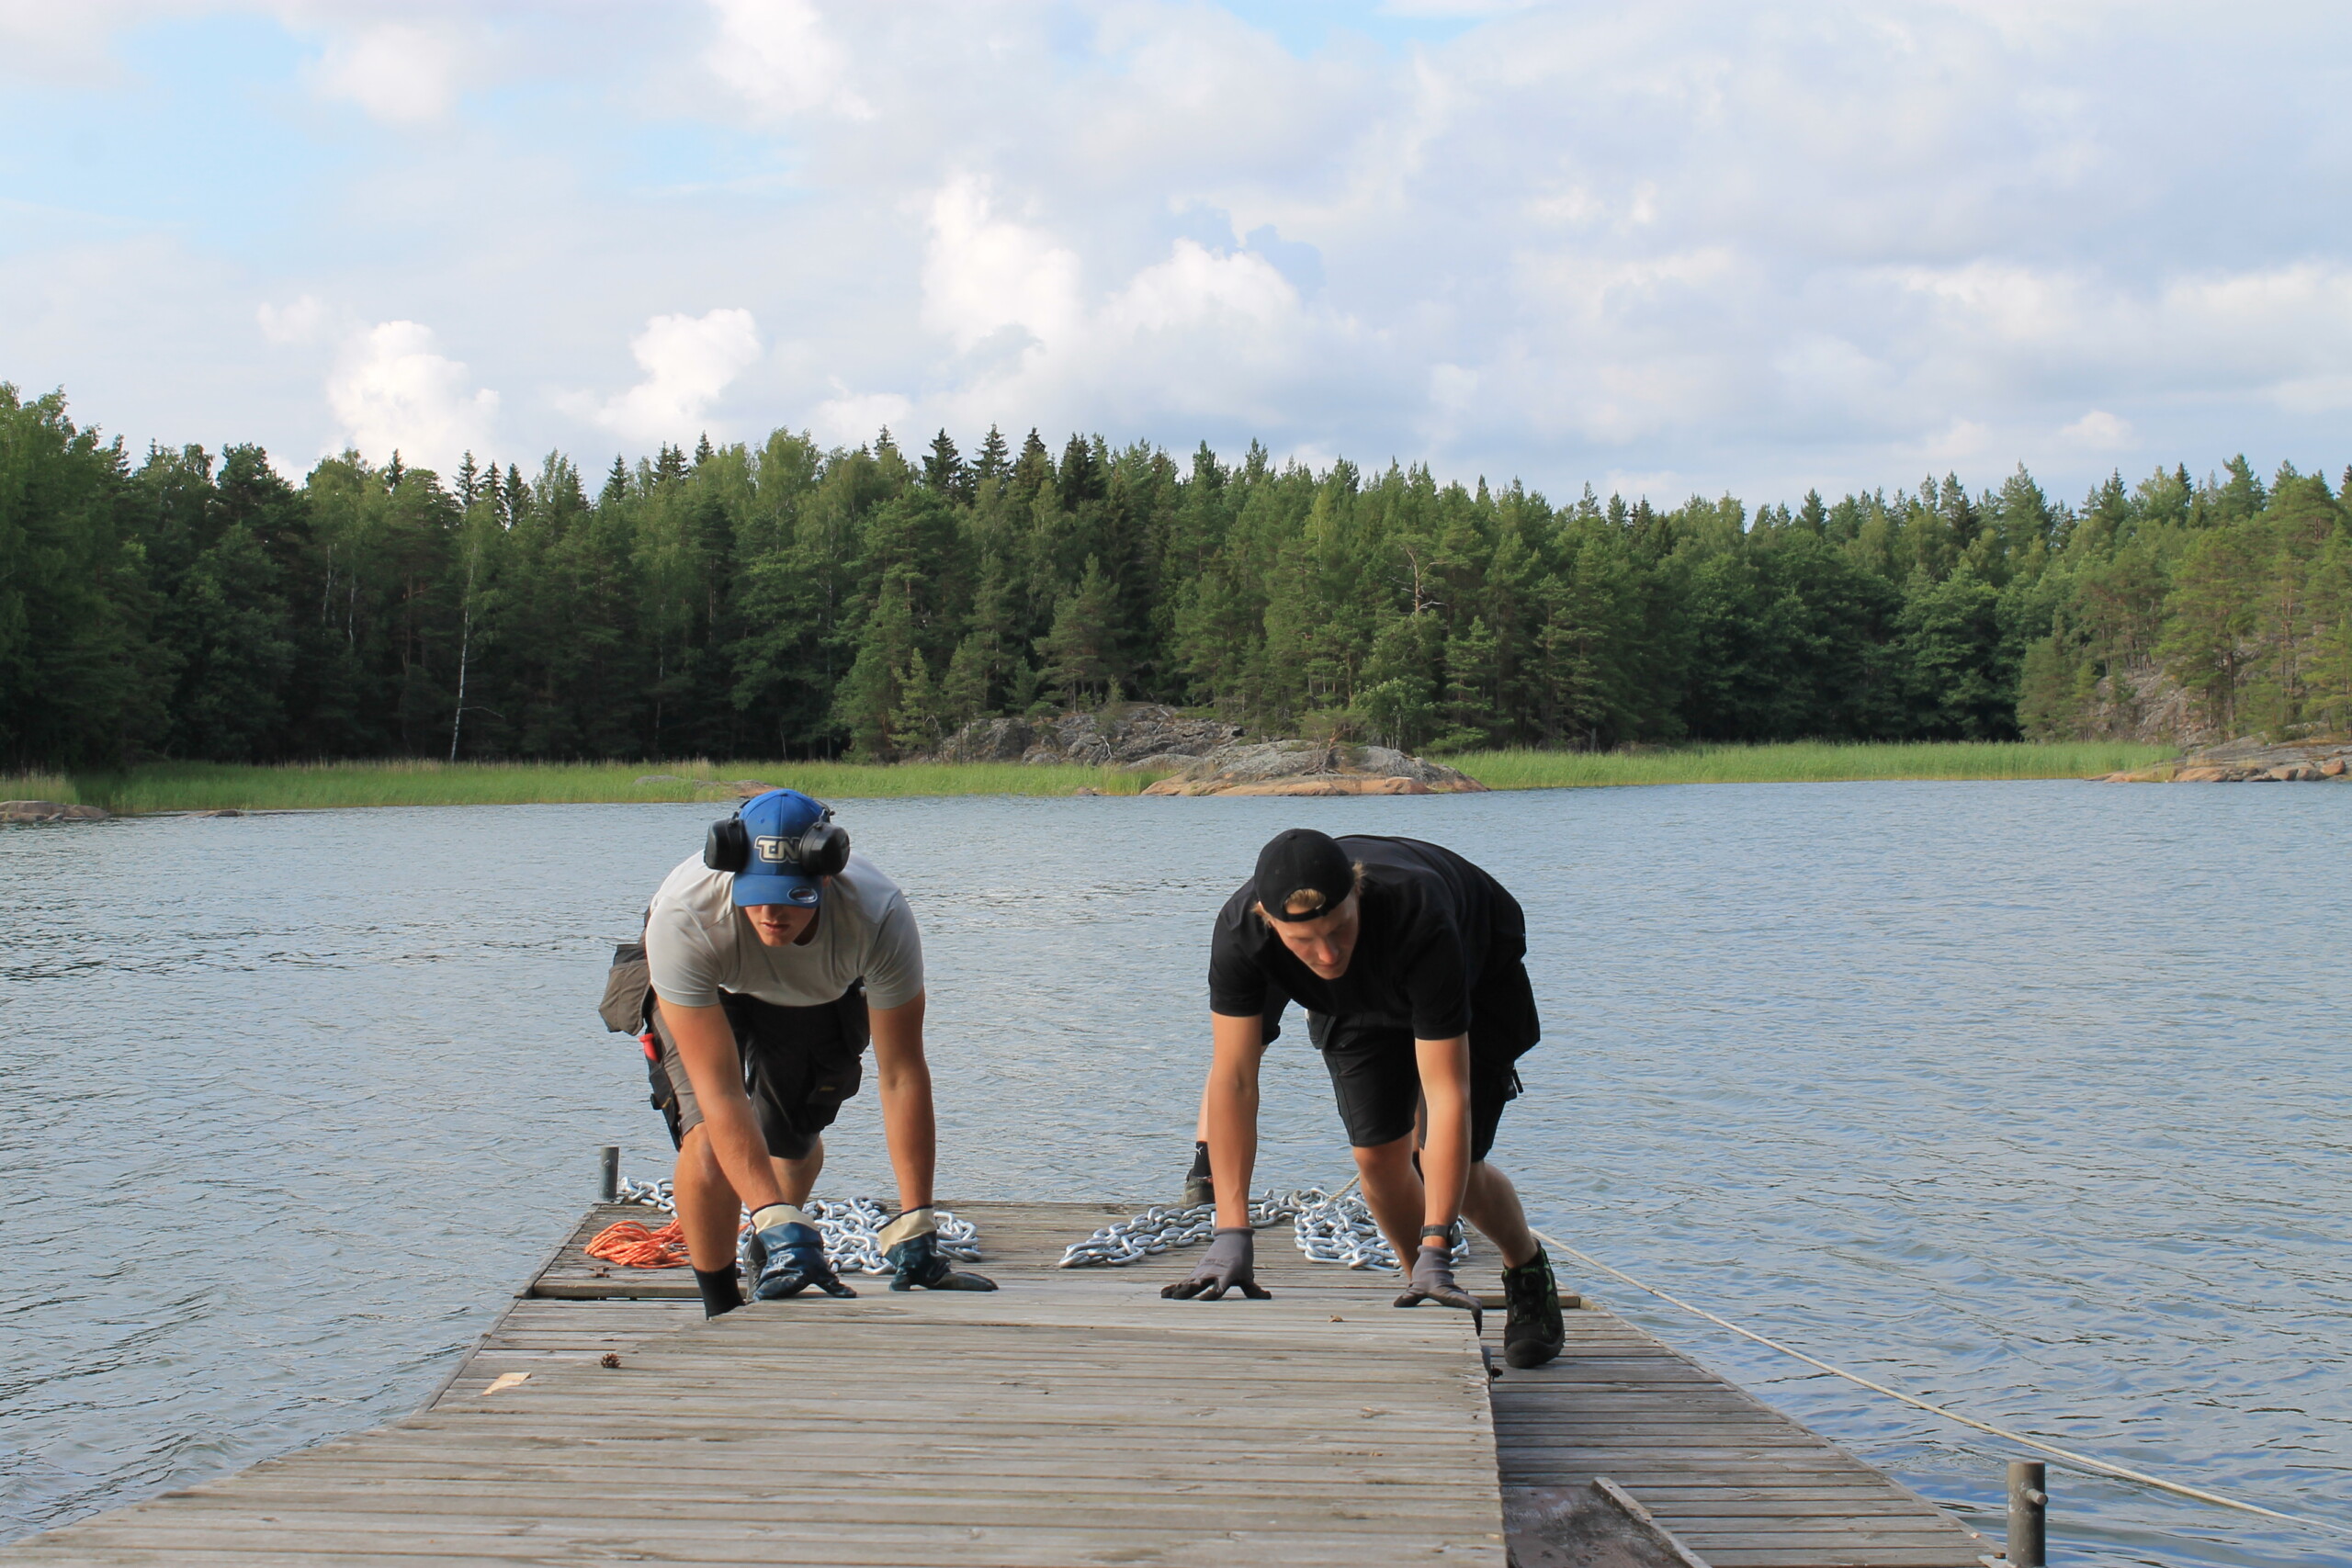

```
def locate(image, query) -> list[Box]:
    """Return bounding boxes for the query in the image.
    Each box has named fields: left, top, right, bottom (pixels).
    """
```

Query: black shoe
left=1502, top=1246, right=1565, bottom=1370
left=1182, top=1140, right=1214, bottom=1210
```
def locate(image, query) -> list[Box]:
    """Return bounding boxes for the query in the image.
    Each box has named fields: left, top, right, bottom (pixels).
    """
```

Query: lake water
left=3, top=784, right=2347, bottom=1564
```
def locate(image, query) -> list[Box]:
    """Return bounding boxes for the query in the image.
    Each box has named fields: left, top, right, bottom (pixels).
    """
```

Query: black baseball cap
left=1253, top=828, right=1356, bottom=922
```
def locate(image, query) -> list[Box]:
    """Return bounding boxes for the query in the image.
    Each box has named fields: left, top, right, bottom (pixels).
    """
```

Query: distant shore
left=0, top=742, right=2180, bottom=816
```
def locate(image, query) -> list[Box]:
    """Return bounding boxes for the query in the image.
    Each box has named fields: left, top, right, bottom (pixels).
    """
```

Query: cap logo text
left=753, top=835, right=789, bottom=863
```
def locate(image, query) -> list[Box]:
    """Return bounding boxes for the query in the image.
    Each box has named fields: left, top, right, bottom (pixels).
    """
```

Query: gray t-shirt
left=644, top=852, right=925, bottom=1011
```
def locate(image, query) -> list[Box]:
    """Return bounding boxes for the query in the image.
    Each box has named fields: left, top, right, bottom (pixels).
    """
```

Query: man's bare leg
left=674, top=1131, right=826, bottom=1272
left=673, top=1125, right=741, bottom=1271
left=1463, top=1160, right=1537, bottom=1269
left=769, top=1134, right=823, bottom=1205
left=1361, top=1138, right=1539, bottom=1270
left=1352, top=1134, right=1425, bottom=1268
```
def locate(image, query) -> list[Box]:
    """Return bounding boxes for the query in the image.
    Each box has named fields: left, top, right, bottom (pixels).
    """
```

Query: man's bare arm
left=868, top=991, right=935, bottom=1215
left=1415, top=1034, right=1472, bottom=1235
left=1205, top=1011, right=1268, bottom=1232
left=658, top=996, right=785, bottom=1213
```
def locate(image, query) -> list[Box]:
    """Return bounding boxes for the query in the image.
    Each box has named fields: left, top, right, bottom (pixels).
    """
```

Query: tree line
left=5, top=380, right=2348, bottom=771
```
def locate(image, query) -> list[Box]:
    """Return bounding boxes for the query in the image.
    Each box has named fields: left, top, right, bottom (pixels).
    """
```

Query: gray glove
left=1160, top=1226, right=1271, bottom=1300
left=1394, top=1243, right=1481, bottom=1313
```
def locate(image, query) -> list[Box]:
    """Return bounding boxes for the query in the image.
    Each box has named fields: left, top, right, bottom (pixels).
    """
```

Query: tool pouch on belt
left=598, top=937, right=653, bottom=1035
left=599, top=928, right=679, bottom=1143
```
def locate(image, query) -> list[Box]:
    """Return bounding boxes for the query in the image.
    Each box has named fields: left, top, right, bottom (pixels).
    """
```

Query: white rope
left=1532, top=1227, right=2352, bottom=1541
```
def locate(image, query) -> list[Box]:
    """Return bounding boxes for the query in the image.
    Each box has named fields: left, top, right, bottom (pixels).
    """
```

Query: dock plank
left=6, top=1201, right=1993, bottom=1568
left=1485, top=1292, right=1987, bottom=1567
left=6, top=1201, right=1503, bottom=1567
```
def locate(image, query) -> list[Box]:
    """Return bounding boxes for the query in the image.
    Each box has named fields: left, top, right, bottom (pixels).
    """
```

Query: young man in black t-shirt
left=1163, top=827, right=1566, bottom=1369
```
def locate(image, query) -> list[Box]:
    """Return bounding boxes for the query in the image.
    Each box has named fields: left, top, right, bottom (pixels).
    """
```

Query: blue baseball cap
left=730, top=788, right=832, bottom=908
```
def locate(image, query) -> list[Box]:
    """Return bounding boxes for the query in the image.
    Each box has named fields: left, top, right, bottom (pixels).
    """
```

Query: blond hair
left=1251, top=863, right=1367, bottom=927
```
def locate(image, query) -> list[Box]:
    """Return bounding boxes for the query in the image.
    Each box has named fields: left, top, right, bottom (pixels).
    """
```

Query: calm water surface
left=2, top=784, right=2346, bottom=1565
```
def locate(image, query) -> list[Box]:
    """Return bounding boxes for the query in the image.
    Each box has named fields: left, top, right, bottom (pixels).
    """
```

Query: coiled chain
left=616, top=1179, right=980, bottom=1274
left=1057, top=1189, right=1467, bottom=1271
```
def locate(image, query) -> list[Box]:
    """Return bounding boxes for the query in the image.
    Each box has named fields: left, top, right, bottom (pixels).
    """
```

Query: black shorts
left=648, top=986, right=869, bottom=1160
left=1306, top=1011, right=1523, bottom=1162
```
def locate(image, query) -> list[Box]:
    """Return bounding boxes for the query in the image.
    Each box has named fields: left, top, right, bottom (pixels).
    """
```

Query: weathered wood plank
left=5, top=1200, right=1990, bottom=1568
left=1484, top=1257, right=1985, bottom=1568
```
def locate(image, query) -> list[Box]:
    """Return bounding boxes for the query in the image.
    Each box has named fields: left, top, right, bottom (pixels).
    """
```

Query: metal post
left=598, top=1145, right=620, bottom=1203
left=2007, top=1460, right=2047, bottom=1567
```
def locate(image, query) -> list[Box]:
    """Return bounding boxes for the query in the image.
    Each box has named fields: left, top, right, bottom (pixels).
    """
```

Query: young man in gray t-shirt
left=638, top=787, right=992, bottom=1314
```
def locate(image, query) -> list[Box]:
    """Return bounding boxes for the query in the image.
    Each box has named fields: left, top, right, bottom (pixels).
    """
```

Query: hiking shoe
left=1502, top=1246, right=1566, bottom=1369
left=1182, top=1141, right=1214, bottom=1210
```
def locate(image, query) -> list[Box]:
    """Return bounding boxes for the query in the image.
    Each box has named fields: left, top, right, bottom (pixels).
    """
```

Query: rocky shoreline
left=1, top=800, right=111, bottom=822
left=924, top=705, right=1487, bottom=796
left=2105, top=738, right=2352, bottom=784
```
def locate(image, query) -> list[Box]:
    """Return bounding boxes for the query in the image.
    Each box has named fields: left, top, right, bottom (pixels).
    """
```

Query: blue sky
left=4, top=1, right=2349, bottom=509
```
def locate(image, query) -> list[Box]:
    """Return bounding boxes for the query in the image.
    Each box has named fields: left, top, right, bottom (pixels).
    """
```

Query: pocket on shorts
left=802, top=1050, right=863, bottom=1117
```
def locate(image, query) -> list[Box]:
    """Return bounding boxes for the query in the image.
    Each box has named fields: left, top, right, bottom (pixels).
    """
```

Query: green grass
left=1447, top=740, right=2177, bottom=790
left=59, top=759, right=1171, bottom=814
left=17, top=741, right=2182, bottom=815
left=1, top=771, right=79, bottom=804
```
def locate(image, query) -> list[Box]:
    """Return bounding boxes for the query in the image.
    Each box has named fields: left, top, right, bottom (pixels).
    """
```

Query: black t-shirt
left=1207, top=835, right=1536, bottom=1050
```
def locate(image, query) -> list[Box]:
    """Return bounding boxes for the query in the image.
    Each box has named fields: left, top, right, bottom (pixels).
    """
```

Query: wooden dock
left=2, top=1202, right=1989, bottom=1567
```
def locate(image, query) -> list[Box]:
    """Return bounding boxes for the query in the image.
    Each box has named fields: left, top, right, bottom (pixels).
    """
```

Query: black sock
left=695, top=1266, right=744, bottom=1318
left=1186, top=1140, right=1212, bottom=1181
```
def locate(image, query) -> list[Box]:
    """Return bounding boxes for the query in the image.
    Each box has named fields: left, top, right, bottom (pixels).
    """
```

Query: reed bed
left=0, top=772, right=80, bottom=804
left=63, top=759, right=1169, bottom=814
left=22, top=741, right=2181, bottom=815
left=1447, top=740, right=2177, bottom=790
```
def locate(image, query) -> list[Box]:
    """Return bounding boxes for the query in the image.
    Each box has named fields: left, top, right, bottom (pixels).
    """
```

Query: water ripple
left=1, top=784, right=2346, bottom=1562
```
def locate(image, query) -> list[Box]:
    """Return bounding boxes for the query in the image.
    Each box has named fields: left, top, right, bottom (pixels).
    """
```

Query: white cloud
left=0, top=0, right=119, bottom=83
left=305, top=22, right=473, bottom=126
left=580, top=309, right=764, bottom=445
left=1104, top=240, right=1296, bottom=334
left=326, top=321, right=498, bottom=471
left=706, top=0, right=870, bottom=120
left=921, top=176, right=1084, bottom=357
left=2060, top=409, right=2134, bottom=450
left=256, top=294, right=331, bottom=346
left=19, top=1, right=2352, bottom=503
left=808, top=387, right=913, bottom=449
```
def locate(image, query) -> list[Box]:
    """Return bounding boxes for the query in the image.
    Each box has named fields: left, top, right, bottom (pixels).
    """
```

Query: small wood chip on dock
left=2, top=1201, right=1987, bottom=1567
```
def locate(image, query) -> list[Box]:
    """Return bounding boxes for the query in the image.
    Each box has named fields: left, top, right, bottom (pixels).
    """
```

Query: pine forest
left=6, top=381, right=2350, bottom=772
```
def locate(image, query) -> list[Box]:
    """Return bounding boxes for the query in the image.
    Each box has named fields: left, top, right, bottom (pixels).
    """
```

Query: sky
left=3, top=0, right=2349, bottom=509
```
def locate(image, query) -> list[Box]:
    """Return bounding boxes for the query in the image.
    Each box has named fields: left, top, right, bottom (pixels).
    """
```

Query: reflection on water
left=2, top=784, right=2347, bottom=1563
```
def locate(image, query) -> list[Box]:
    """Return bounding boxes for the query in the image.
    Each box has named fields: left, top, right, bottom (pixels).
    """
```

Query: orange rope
left=586, top=1217, right=692, bottom=1269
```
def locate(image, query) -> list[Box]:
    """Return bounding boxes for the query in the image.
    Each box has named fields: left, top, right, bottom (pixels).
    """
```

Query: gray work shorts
left=648, top=986, right=869, bottom=1160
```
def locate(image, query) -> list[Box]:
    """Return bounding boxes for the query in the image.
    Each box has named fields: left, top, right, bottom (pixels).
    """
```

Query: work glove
left=1160, top=1226, right=1271, bottom=1300
left=748, top=1204, right=856, bottom=1300
left=1394, top=1242, right=1482, bottom=1314
left=881, top=1207, right=997, bottom=1292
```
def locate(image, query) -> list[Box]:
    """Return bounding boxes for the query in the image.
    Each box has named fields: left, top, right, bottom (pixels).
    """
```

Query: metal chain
left=616, top=1177, right=980, bottom=1274
left=616, top=1176, right=674, bottom=1212
left=1058, top=1189, right=1467, bottom=1270
left=800, top=1197, right=984, bottom=1275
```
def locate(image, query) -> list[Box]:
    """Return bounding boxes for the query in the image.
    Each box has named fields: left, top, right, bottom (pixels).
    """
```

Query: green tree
left=0, top=387, right=172, bottom=766
left=1036, top=556, right=1116, bottom=708
left=2157, top=525, right=2265, bottom=736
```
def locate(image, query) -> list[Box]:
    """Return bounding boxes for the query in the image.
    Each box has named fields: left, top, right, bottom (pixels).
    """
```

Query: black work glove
left=1394, top=1243, right=1481, bottom=1313
left=752, top=1213, right=857, bottom=1300
left=881, top=1208, right=998, bottom=1292
left=1160, top=1226, right=1271, bottom=1300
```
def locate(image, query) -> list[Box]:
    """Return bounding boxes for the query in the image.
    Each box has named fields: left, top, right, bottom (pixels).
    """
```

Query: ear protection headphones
left=704, top=805, right=851, bottom=877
